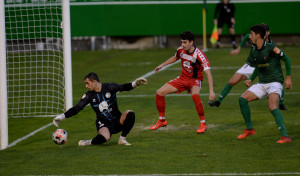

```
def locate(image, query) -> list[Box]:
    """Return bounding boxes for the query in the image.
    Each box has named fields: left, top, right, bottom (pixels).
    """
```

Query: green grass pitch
left=1, top=46, right=300, bottom=175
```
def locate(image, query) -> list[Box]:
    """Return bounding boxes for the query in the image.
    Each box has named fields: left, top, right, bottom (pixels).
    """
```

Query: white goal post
left=0, top=0, right=73, bottom=150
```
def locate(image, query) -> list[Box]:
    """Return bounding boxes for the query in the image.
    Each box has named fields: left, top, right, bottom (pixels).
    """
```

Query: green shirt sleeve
left=280, top=53, right=292, bottom=76
left=271, top=45, right=291, bottom=76
left=250, top=67, right=258, bottom=81
left=239, top=33, right=250, bottom=47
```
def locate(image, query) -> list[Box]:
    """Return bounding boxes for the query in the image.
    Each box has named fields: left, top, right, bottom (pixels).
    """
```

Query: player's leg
left=209, top=64, right=254, bottom=107
left=79, top=119, right=111, bottom=146
left=217, top=19, right=224, bottom=48
left=118, top=110, right=135, bottom=145
left=229, top=27, right=236, bottom=49
left=190, top=86, right=207, bottom=133
left=150, top=83, right=178, bottom=130
left=267, top=83, right=291, bottom=143
left=237, top=87, right=260, bottom=139
left=92, top=127, right=110, bottom=144
left=209, top=73, right=246, bottom=107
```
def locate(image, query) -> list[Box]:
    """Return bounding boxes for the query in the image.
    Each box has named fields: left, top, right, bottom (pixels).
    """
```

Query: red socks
left=192, top=94, right=205, bottom=122
left=156, top=94, right=205, bottom=123
left=156, top=94, right=165, bottom=117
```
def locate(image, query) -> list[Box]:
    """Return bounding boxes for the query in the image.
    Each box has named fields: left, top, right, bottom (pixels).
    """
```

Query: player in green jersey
left=237, top=25, right=292, bottom=143
left=209, top=24, right=288, bottom=110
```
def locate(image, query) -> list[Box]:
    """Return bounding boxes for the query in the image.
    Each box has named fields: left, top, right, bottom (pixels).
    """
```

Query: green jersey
left=246, top=41, right=291, bottom=84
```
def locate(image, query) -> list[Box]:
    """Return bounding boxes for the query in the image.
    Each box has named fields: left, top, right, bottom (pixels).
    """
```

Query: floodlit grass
left=1, top=46, right=299, bottom=175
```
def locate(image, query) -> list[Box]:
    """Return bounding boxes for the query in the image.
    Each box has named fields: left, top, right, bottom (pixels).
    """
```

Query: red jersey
left=175, top=46, right=210, bottom=80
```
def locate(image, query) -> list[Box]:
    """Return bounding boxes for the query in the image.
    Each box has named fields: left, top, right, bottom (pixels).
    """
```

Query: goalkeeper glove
left=53, top=114, right=66, bottom=127
left=132, top=78, right=147, bottom=88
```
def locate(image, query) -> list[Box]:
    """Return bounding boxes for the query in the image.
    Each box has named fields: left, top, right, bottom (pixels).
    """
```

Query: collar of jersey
left=256, top=41, right=267, bottom=51
left=186, top=46, right=196, bottom=55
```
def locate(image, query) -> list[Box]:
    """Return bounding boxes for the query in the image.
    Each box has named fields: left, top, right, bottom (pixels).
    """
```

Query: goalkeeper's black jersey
left=214, top=2, right=235, bottom=20
left=64, top=82, right=133, bottom=122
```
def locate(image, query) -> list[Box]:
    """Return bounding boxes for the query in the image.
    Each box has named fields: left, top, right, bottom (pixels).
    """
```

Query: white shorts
left=236, top=63, right=255, bottom=78
left=248, top=82, right=283, bottom=99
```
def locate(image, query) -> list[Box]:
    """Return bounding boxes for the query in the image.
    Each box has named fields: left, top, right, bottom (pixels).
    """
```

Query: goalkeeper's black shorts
left=217, top=18, right=234, bottom=29
left=95, top=116, right=122, bottom=135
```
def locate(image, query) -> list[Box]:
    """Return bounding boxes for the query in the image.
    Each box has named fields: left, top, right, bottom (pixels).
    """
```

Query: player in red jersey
left=149, top=31, right=215, bottom=133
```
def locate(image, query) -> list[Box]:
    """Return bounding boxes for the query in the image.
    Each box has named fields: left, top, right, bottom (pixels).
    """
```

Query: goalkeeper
left=53, top=72, right=147, bottom=146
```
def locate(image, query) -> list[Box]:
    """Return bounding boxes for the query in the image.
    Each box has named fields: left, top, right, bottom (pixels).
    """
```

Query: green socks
left=239, top=97, right=288, bottom=137
left=271, top=109, right=288, bottom=137
left=239, top=97, right=253, bottom=129
left=218, top=83, right=232, bottom=102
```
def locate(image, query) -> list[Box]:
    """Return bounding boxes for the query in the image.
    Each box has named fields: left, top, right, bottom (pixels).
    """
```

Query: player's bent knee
left=101, top=134, right=110, bottom=141
left=229, top=74, right=245, bottom=86
left=268, top=105, right=277, bottom=112
left=156, top=90, right=164, bottom=96
left=126, top=111, right=135, bottom=124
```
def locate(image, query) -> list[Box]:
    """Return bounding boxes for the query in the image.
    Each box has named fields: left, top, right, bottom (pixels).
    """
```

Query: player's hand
left=245, top=80, right=252, bottom=87
left=99, top=101, right=109, bottom=112
left=285, top=76, right=292, bottom=89
left=209, top=91, right=216, bottom=101
left=132, top=78, right=147, bottom=88
left=53, top=114, right=66, bottom=127
left=230, top=46, right=241, bottom=56
left=155, top=65, right=163, bottom=73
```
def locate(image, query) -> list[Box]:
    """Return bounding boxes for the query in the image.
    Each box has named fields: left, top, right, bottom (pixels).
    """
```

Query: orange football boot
left=197, top=123, right=207, bottom=133
left=237, top=129, right=256, bottom=139
left=149, top=119, right=167, bottom=130
left=277, top=136, right=292, bottom=143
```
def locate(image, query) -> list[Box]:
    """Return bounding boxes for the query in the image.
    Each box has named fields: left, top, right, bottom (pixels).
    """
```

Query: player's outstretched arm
left=53, top=97, right=89, bottom=127
left=53, top=114, right=66, bottom=127
left=230, top=46, right=241, bottom=55
left=155, top=56, right=178, bottom=73
left=230, top=33, right=250, bottom=56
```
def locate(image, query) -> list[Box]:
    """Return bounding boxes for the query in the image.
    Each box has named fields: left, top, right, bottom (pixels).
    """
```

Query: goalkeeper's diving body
left=53, top=72, right=147, bottom=146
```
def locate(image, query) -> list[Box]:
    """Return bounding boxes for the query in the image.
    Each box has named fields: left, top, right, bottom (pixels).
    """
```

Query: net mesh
left=5, top=1, right=65, bottom=117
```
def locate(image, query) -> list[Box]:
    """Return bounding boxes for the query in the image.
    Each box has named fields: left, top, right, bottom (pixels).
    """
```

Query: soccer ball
left=52, top=129, right=68, bottom=145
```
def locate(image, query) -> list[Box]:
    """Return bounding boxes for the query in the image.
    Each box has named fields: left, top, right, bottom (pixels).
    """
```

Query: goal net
left=4, top=0, right=72, bottom=118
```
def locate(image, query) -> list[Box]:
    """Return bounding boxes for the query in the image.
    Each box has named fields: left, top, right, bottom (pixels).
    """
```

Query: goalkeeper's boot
left=78, top=140, right=92, bottom=146
left=277, top=136, right=292, bottom=143
left=197, top=123, right=207, bottom=133
left=149, top=119, right=167, bottom=130
left=118, top=136, right=131, bottom=146
left=208, top=100, right=221, bottom=107
left=237, top=129, right=255, bottom=139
